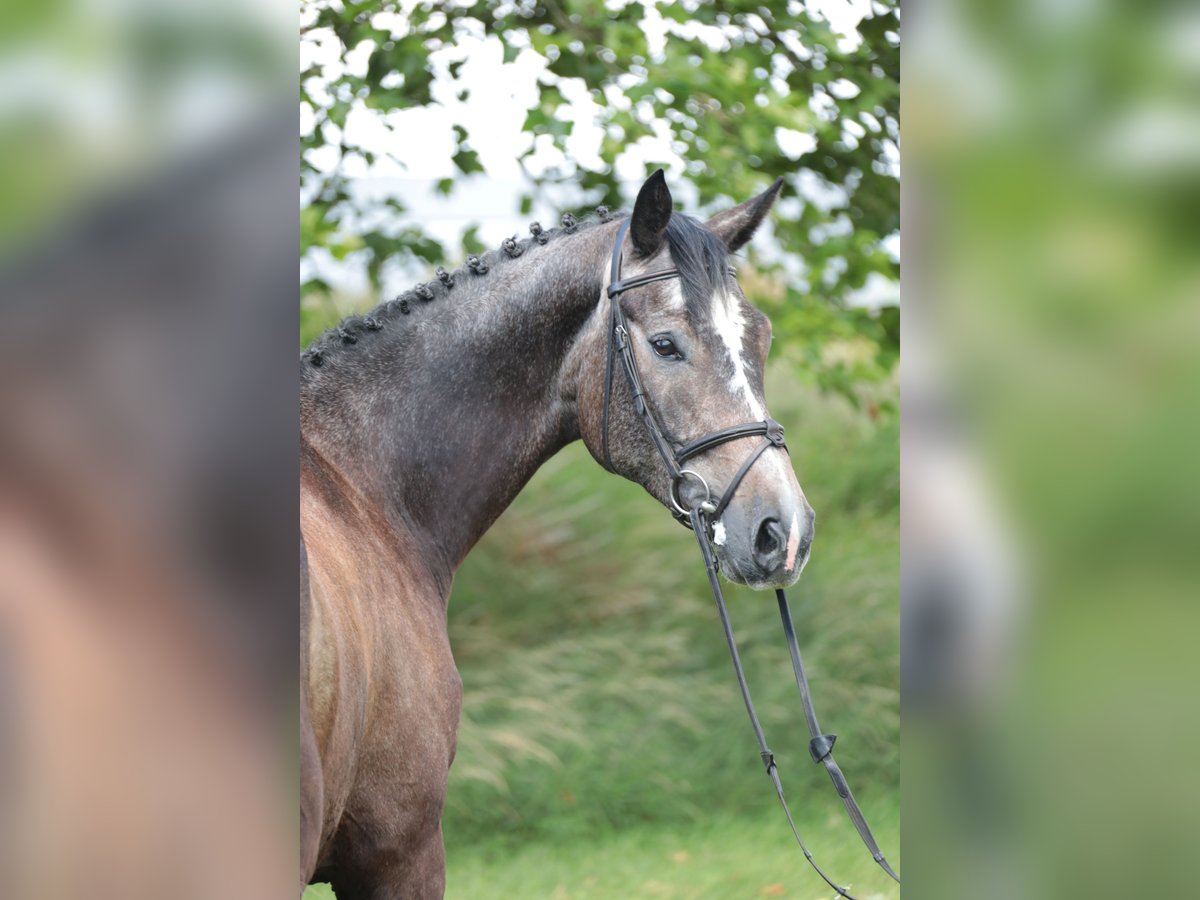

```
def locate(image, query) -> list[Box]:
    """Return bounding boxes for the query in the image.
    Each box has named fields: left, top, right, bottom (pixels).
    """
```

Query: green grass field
left=304, top=367, right=898, bottom=898
left=307, top=805, right=899, bottom=900
left=442, top=806, right=899, bottom=900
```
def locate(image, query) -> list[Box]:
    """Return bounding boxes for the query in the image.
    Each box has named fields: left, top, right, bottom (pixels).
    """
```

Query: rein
left=601, top=218, right=900, bottom=898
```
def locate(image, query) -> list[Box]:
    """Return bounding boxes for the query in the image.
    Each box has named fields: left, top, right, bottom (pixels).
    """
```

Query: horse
left=300, top=169, right=815, bottom=898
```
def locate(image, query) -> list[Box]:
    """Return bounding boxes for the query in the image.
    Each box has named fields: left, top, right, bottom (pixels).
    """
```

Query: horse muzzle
left=712, top=500, right=814, bottom=589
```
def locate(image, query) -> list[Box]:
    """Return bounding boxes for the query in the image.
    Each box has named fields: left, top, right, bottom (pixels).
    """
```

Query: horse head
left=580, top=170, right=814, bottom=589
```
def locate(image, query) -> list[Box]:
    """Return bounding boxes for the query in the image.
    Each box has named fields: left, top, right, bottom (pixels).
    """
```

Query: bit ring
left=670, top=469, right=714, bottom=516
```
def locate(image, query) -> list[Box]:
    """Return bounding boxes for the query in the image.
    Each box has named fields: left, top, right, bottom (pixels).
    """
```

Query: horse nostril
left=754, top=517, right=785, bottom=563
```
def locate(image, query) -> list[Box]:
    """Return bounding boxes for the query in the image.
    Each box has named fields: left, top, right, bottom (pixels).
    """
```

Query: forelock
left=664, top=214, right=729, bottom=320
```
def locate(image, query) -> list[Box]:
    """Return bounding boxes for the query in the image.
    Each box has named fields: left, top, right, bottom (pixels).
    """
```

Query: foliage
left=300, top=0, right=899, bottom=404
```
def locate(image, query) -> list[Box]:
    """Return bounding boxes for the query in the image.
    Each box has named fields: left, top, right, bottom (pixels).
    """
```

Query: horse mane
left=300, top=204, right=730, bottom=372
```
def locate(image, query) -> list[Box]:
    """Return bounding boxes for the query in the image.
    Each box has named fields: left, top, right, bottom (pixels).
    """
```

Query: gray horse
left=300, top=170, right=813, bottom=898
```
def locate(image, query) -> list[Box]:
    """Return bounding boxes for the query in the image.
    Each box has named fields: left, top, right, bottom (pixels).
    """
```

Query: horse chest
left=304, top=531, right=463, bottom=858
left=307, top=568, right=460, bottom=750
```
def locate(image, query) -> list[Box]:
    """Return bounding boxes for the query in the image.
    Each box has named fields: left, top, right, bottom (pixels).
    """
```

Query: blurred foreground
left=905, top=1, right=1200, bottom=897
left=0, top=1, right=296, bottom=898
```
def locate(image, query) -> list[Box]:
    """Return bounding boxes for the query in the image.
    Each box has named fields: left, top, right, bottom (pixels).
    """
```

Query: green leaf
left=461, top=225, right=486, bottom=256
left=453, top=148, right=484, bottom=175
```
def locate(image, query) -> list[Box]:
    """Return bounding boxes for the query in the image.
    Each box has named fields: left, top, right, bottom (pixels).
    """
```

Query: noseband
left=598, top=217, right=900, bottom=898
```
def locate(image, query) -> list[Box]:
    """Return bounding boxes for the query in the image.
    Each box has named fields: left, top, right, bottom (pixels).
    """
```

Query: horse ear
left=706, top=177, right=784, bottom=253
left=630, top=169, right=672, bottom=257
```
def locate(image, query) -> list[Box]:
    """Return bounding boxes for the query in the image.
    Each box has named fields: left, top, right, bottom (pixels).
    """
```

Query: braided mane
left=301, top=207, right=618, bottom=370
left=300, top=203, right=730, bottom=372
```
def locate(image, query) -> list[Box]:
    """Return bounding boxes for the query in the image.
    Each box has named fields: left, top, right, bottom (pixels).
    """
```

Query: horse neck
left=301, top=223, right=616, bottom=587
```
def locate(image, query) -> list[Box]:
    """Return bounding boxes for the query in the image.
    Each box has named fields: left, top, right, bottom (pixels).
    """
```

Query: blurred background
left=300, top=1, right=899, bottom=898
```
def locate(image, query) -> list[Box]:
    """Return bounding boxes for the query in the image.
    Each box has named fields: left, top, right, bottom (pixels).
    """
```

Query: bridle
left=600, top=217, right=900, bottom=898
left=600, top=221, right=787, bottom=527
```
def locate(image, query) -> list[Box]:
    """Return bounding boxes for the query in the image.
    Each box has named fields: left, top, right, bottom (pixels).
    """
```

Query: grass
left=442, top=800, right=899, bottom=900
left=304, top=364, right=898, bottom=897
left=306, top=803, right=899, bottom=900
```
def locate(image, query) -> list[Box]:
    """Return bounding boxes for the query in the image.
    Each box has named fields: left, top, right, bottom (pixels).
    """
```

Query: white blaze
left=708, top=285, right=797, bottom=494
left=710, top=288, right=766, bottom=420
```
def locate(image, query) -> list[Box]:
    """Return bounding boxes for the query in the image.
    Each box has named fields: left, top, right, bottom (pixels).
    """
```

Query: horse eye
left=651, top=337, right=680, bottom=359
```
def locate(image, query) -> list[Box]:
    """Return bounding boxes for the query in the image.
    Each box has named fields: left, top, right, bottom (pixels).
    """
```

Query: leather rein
left=599, top=217, right=900, bottom=898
